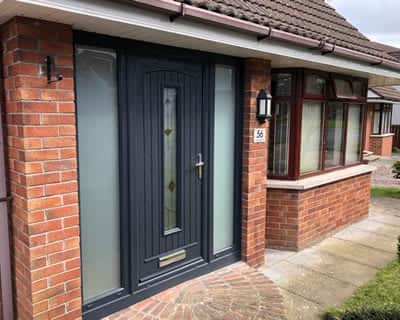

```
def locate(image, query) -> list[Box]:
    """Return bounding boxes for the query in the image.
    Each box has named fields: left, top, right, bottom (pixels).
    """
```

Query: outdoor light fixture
left=46, top=56, right=64, bottom=84
left=256, top=89, right=272, bottom=123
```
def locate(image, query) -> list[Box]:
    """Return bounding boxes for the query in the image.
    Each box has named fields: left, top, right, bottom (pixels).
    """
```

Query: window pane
left=382, top=106, right=393, bottom=134
left=163, top=88, right=177, bottom=231
left=334, top=79, right=353, bottom=97
left=76, top=46, right=120, bottom=301
left=346, top=105, right=362, bottom=164
left=271, top=73, right=292, bottom=97
left=213, top=65, right=235, bottom=253
left=269, top=101, right=290, bottom=175
left=353, top=80, right=364, bottom=97
left=305, top=74, right=326, bottom=96
left=301, top=102, right=322, bottom=174
left=383, top=110, right=388, bottom=134
left=373, top=109, right=380, bottom=134
left=325, top=103, right=345, bottom=168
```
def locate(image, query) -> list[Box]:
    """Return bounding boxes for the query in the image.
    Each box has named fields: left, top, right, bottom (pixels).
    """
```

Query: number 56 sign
left=253, top=128, right=266, bottom=143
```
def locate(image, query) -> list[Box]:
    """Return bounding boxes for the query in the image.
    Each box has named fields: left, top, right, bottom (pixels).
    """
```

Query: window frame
left=372, top=104, right=393, bottom=135
left=268, top=70, right=299, bottom=179
left=269, top=68, right=367, bottom=180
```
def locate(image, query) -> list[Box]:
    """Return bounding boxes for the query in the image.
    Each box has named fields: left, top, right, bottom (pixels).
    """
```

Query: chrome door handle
left=195, top=153, right=205, bottom=179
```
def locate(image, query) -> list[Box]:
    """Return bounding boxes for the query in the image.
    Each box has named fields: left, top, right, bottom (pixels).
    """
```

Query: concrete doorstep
left=260, top=197, right=400, bottom=320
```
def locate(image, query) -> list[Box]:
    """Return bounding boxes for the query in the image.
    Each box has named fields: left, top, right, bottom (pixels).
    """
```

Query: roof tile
left=177, top=0, right=397, bottom=62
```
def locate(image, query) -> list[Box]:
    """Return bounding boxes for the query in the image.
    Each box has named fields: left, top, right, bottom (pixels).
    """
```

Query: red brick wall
left=241, top=59, right=270, bottom=267
left=266, top=173, right=371, bottom=250
left=369, top=135, right=393, bottom=157
left=365, top=104, right=394, bottom=157
left=0, top=15, right=273, bottom=318
left=1, top=17, right=81, bottom=319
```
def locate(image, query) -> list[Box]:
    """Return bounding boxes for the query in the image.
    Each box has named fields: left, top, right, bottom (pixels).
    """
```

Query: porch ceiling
left=1, top=0, right=400, bottom=86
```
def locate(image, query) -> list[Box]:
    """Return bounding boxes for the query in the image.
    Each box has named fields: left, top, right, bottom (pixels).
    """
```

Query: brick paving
left=104, top=262, right=286, bottom=320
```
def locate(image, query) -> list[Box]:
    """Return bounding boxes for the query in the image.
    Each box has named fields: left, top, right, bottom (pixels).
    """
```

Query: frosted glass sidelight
left=163, top=88, right=177, bottom=231
left=213, top=65, right=236, bottom=254
left=75, top=46, right=120, bottom=302
left=301, top=102, right=322, bottom=173
left=346, top=105, right=362, bottom=164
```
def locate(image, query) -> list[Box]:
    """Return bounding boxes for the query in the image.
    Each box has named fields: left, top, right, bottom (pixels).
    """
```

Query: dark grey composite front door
left=128, top=55, right=207, bottom=291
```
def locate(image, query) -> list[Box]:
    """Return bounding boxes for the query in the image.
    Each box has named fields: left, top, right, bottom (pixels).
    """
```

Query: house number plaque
left=253, top=128, right=266, bottom=143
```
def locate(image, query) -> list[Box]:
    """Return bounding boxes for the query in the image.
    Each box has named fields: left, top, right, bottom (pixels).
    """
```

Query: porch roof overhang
left=368, top=87, right=400, bottom=104
left=1, top=0, right=400, bottom=87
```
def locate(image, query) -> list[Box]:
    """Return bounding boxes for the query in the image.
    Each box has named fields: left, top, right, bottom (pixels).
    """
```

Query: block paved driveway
left=105, top=262, right=287, bottom=320
left=260, top=196, right=400, bottom=320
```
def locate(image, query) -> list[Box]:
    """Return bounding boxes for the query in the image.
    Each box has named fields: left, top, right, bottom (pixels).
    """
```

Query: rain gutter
left=127, top=0, right=400, bottom=72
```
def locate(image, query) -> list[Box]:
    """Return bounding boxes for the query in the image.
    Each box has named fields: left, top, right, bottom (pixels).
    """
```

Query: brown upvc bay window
left=372, top=104, right=393, bottom=135
left=269, top=69, right=367, bottom=180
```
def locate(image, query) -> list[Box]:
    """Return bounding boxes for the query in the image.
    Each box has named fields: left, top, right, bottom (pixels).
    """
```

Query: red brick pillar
left=1, top=17, right=81, bottom=319
left=241, top=58, right=271, bottom=267
left=364, top=105, right=373, bottom=151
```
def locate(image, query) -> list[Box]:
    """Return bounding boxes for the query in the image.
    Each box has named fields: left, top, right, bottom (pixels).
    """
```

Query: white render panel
left=392, top=104, right=400, bottom=125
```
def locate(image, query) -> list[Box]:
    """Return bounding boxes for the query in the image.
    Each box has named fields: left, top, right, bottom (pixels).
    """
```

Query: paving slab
left=280, top=289, right=322, bottom=320
left=265, top=249, right=297, bottom=267
left=317, top=237, right=395, bottom=269
left=263, top=197, right=400, bottom=320
left=369, top=214, right=400, bottom=227
left=333, top=228, right=397, bottom=253
left=286, top=248, right=378, bottom=286
left=370, top=197, right=400, bottom=217
left=261, top=261, right=356, bottom=308
left=351, top=219, right=400, bottom=239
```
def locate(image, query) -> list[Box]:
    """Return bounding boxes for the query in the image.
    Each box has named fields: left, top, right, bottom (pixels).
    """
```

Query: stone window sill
left=370, top=133, right=395, bottom=138
left=267, top=165, right=375, bottom=191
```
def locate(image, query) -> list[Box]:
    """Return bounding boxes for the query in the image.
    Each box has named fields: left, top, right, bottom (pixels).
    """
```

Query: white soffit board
left=367, top=99, right=395, bottom=104
left=367, top=90, right=381, bottom=99
left=1, top=0, right=400, bottom=86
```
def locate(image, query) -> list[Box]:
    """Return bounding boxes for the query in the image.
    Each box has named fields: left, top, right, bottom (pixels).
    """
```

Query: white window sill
left=370, top=133, right=395, bottom=138
left=267, top=165, right=375, bottom=191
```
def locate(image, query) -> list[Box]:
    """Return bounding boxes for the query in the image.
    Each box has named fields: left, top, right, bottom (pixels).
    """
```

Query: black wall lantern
left=256, top=89, right=272, bottom=123
left=46, top=56, right=64, bottom=84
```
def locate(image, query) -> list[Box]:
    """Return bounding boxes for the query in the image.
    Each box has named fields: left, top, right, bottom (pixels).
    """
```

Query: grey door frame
left=74, top=31, right=243, bottom=320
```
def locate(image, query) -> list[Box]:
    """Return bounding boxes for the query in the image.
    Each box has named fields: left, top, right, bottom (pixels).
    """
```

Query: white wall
left=392, top=104, right=400, bottom=125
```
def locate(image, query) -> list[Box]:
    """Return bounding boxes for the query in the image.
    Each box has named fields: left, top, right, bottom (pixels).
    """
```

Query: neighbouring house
left=1, top=0, right=400, bottom=319
left=365, top=86, right=400, bottom=156
left=392, top=90, right=400, bottom=149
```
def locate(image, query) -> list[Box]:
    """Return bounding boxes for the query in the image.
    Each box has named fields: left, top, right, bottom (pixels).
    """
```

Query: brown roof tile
left=370, top=86, right=400, bottom=102
left=370, top=41, right=400, bottom=62
left=176, top=0, right=397, bottom=62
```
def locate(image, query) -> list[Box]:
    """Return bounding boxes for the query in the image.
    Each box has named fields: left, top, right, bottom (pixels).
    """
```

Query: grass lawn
left=393, top=147, right=400, bottom=154
left=324, top=260, right=400, bottom=320
left=371, top=187, right=400, bottom=199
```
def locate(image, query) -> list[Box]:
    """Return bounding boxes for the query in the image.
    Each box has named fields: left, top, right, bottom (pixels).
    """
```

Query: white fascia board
left=4, top=0, right=400, bottom=85
left=367, top=99, right=396, bottom=104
